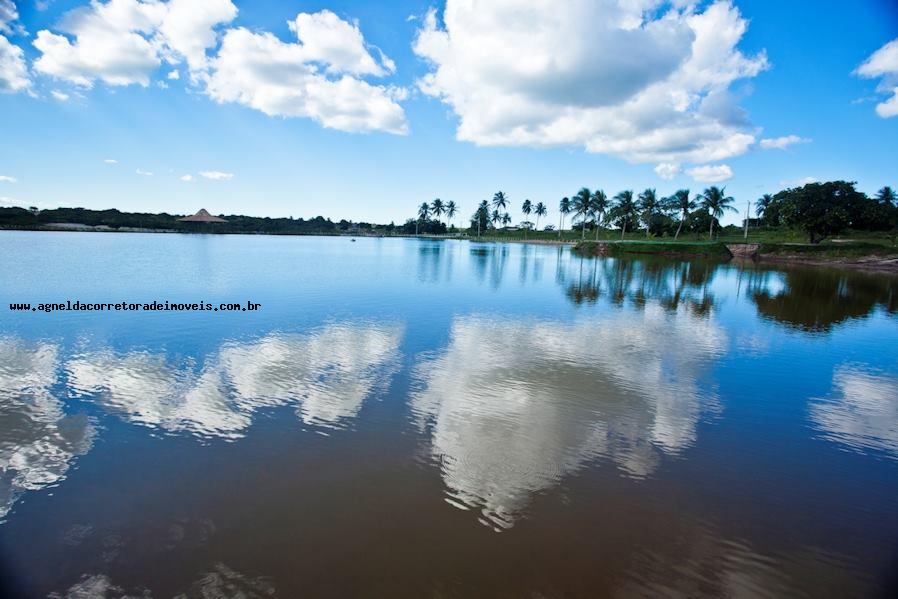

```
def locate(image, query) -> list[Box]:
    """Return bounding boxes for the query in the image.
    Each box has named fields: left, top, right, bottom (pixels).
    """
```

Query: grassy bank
left=573, top=240, right=732, bottom=258
left=757, top=242, right=898, bottom=258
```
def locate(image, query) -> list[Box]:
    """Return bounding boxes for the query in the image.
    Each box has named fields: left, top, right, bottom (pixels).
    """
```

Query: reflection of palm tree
left=534, top=202, right=547, bottom=232
left=700, top=186, right=736, bottom=239
left=431, top=198, right=445, bottom=225
left=573, top=188, right=592, bottom=240
left=612, top=190, right=636, bottom=240
left=446, top=200, right=457, bottom=229
left=590, top=189, right=608, bottom=241
left=671, top=189, right=694, bottom=240
left=559, top=197, right=571, bottom=240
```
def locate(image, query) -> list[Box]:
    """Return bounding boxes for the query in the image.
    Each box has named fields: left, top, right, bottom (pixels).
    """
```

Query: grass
left=572, top=240, right=732, bottom=258
left=757, top=242, right=898, bottom=258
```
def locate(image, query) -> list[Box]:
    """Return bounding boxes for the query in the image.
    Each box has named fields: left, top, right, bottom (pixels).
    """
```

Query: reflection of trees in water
left=416, top=241, right=453, bottom=284
left=748, top=267, right=898, bottom=332
left=469, top=244, right=512, bottom=289
left=559, top=255, right=718, bottom=314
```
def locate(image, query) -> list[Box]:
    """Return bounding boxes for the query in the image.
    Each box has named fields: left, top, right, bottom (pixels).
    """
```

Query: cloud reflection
left=411, top=306, right=726, bottom=529
left=67, top=322, right=402, bottom=440
left=810, top=365, right=898, bottom=458
left=0, top=337, right=95, bottom=520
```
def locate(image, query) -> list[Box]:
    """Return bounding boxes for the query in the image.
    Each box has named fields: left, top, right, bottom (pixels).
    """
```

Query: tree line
left=411, top=181, right=896, bottom=243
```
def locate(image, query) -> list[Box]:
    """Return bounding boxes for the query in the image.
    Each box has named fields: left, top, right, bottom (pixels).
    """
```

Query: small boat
left=351, top=238, right=356, bottom=242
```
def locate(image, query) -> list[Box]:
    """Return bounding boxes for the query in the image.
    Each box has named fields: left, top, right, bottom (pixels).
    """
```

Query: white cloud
left=654, top=162, right=681, bottom=180
left=180, top=173, right=193, bottom=182
left=288, top=10, right=394, bottom=76
left=413, top=0, right=768, bottom=164
left=855, top=38, right=898, bottom=118
left=686, top=164, right=733, bottom=183
left=104, top=158, right=118, bottom=164
left=167, top=69, right=179, bottom=80
left=0, top=34, right=30, bottom=92
left=198, top=170, right=233, bottom=180
left=759, top=134, right=809, bottom=150
left=206, top=18, right=407, bottom=134
left=0, top=175, right=16, bottom=183
left=32, top=0, right=237, bottom=87
left=0, top=0, right=21, bottom=35
left=135, top=168, right=153, bottom=176
left=51, top=89, right=70, bottom=101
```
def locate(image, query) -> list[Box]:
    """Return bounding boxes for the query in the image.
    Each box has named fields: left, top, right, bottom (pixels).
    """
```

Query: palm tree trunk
left=581, top=218, right=586, bottom=240
left=558, top=214, right=562, bottom=239
left=621, top=220, right=627, bottom=240
left=709, top=219, right=714, bottom=240
left=675, top=215, right=684, bottom=240
left=595, top=217, right=600, bottom=241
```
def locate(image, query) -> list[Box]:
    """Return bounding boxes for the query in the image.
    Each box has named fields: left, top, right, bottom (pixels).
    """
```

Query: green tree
left=668, top=189, right=694, bottom=240
left=417, top=202, right=430, bottom=235
left=572, top=187, right=592, bottom=240
left=521, top=199, right=532, bottom=238
left=492, top=191, right=508, bottom=215
left=611, top=190, right=636, bottom=240
left=446, top=200, right=457, bottom=229
left=472, top=200, right=489, bottom=237
left=558, top=197, right=571, bottom=239
left=590, top=189, right=608, bottom=241
left=776, top=181, right=865, bottom=244
left=877, top=186, right=896, bottom=206
left=638, top=188, right=658, bottom=238
left=534, top=201, right=547, bottom=231
left=699, top=186, right=736, bottom=239
left=431, top=198, right=445, bottom=225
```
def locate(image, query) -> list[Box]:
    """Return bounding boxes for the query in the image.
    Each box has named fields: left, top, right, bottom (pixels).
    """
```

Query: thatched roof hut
left=179, top=209, right=227, bottom=223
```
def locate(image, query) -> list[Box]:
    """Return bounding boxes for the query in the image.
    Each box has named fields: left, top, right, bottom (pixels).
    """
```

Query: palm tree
left=446, top=200, right=457, bottom=229
left=431, top=198, right=445, bottom=224
left=534, top=202, right=547, bottom=232
left=502, top=213, right=512, bottom=227
left=558, top=197, right=571, bottom=239
left=638, top=188, right=658, bottom=238
left=521, top=199, right=532, bottom=238
left=670, top=189, right=694, bottom=240
left=612, top=190, right=636, bottom=240
left=492, top=191, right=508, bottom=215
left=590, top=189, right=608, bottom=241
left=876, top=186, right=896, bottom=206
left=700, top=186, right=736, bottom=239
left=491, top=209, right=501, bottom=227
left=755, top=193, right=772, bottom=220
left=473, top=200, right=488, bottom=237
left=416, top=202, right=430, bottom=235
left=572, top=187, right=592, bottom=240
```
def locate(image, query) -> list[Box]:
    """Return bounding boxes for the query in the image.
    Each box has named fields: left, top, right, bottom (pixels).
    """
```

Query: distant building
left=179, top=209, right=227, bottom=223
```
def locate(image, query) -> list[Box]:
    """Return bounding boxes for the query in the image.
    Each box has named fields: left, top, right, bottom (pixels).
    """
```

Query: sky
left=0, top=0, right=897, bottom=226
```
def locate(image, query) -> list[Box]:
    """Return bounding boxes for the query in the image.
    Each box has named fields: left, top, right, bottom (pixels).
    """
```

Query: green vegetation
left=573, top=240, right=732, bottom=258
left=757, top=242, right=898, bottom=259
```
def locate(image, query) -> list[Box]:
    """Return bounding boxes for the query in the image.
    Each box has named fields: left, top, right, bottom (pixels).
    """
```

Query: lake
left=1, top=231, right=897, bottom=598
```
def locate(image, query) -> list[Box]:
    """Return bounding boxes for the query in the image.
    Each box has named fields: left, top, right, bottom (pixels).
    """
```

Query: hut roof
left=179, top=209, right=227, bottom=223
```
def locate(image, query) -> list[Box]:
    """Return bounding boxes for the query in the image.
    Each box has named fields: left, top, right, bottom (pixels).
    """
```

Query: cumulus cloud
left=855, top=38, right=898, bottom=118
left=759, top=134, right=809, bottom=150
left=205, top=15, right=407, bottom=134
left=654, top=162, right=681, bottom=180
left=167, top=69, right=179, bottom=80
left=32, top=0, right=237, bottom=87
left=198, top=170, right=233, bottom=180
left=413, top=0, right=767, bottom=164
left=0, top=175, right=16, bottom=182
left=0, top=34, right=30, bottom=93
left=686, top=164, right=732, bottom=182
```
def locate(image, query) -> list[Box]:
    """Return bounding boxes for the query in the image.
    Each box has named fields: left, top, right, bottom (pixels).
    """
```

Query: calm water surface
left=1, top=231, right=897, bottom=597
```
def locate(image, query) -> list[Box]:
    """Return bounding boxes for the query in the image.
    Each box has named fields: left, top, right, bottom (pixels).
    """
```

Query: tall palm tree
left=558, top=197, right=571, bottom=239
left=590, top=189, right=608, bottom=241
left=492, top=191, right=508, bottom=215
left=700, top=186, right=736, bottom=239
left=755, top=193, right=772, bottom=220
left=638, top=188, right=658, bottom=238
left=431, top=198, right=445, bottom=225
left=572, top=187, right=592, bottom=240
left=502, top=213, right=512, bottom=227
left=491, top=209, right=501, bottom=227
left=534, top=202, right=547, bottom=231
left=612, top=190, right=636, bottom=240
left=670, top=189, right=694, bottom=240
left=446, top=200, right=457, bottom=229
left=521, top=199, right=532, bottom=238
left=473, top=200, right=488, bottom=237
left=876, top=186, right=896, bottom=206
left=416, top=202, right=430, bottom=235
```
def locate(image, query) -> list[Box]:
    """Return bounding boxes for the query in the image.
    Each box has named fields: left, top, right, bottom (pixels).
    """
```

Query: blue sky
left=1, top=0, right=896, bottom=226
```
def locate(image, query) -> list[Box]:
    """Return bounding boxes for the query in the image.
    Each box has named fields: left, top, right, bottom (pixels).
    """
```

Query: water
left=1, top=231, right=896, bottom=597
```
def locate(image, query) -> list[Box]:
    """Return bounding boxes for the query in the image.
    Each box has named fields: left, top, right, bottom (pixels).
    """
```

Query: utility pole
left=743, top=199, right=750, bottom=240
